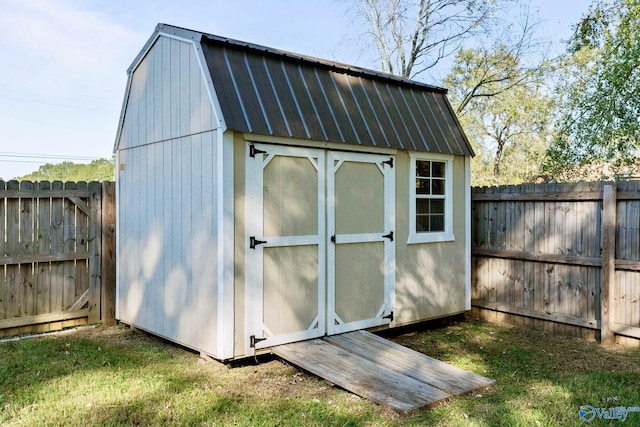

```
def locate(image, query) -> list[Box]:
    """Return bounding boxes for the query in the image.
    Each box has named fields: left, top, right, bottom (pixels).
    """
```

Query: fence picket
left=36, top=181, right=52, bottom=319
left=88, top=181, right=102, bottom=324
left=6, top=181, right=20, bottom=319
left=629, top=181, right=640, bottom=332
left=19, top=181, right=35, bottom=318
left=75, top=181, right=89, bottom=307
left=0, top=181, right=5, bottom=320
left=50, top=181, right=65, bottom=318
left=62, top=182, right=77, bottom=310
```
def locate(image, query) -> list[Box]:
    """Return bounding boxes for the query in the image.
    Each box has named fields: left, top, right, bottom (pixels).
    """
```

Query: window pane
left=430, top=199, right=444, bottom=214
left=416, top=160, right=430, bottom=178
left=416, top=215, right=430, bottom=232
left=432, top=161, right=445, bottom=178
left=416, top=178, right=431, bottom=194
left=430, top=215, right=444, bottom=231
left=412, top=157, right=449, bottom=235
left=416, top=199, right=430, bottom=214
left=432, top=179, right=445, bottom=195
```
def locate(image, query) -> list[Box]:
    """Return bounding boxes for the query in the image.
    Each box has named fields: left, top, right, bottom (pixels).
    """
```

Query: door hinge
left=382, top=231, right=394, bottom=241
left=330, top=235, right=336, bottom=244
left=382, top=157, right=394, bottom=168
left=383, top=311, right=394, bottom=321
left=249, top=144, right=267, bottom=158
left=249, top=236, right=267, bottom=249
left=250, top=335, right=267, bottom=348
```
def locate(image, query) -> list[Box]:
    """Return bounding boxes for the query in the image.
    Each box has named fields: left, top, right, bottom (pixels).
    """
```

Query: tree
left=17, top=158, right=115, bottom=182
left=446, top=47, right=555, bottom=185
left=445, top=10, right=546, bottom=117
left=443, top=5, right=555, bottom=186
left=351, top=0, right=554, bottom=184
left=352, top=0, right=497, bottom=78
left=544, top=0, right=640, bottom=178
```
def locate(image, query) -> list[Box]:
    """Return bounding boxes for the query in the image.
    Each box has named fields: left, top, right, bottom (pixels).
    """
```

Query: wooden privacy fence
left=0, top=180, right=115, bottom=337
left=471, top=181, right=640, bottom=345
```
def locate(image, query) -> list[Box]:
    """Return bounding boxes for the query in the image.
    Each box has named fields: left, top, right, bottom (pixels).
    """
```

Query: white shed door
left=327, top=151, right=395, bottom=334
left=246, top=143, right=326, bottom=352
left=246, top=144, right=395, bottom=353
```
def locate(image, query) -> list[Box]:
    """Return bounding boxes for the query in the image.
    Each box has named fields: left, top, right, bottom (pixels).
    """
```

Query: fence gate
left=0, top=180, right=105, bottom=337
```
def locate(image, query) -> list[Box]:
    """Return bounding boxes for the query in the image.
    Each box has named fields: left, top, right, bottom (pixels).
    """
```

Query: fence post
left=101, top=181, right=117, bottom=326
left=600, top=184, right=616, bottom=345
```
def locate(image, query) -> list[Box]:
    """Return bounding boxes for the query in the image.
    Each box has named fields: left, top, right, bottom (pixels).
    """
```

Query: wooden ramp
left=273, top=330, right=495, bottom=415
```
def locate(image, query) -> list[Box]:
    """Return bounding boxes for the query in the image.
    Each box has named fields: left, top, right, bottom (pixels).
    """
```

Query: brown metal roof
left=177, top=24, right=473, bottom=156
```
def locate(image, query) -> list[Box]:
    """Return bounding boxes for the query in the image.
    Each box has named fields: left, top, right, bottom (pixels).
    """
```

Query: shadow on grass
left=0, top=326, right=381, bottom=426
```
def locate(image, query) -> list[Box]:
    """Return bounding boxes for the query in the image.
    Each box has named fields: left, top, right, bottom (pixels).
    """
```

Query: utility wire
left=0, top=152, right=103, bottom=162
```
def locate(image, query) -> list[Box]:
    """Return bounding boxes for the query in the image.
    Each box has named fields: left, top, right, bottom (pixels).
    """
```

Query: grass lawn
left=1, top=317, right=639, bottom=426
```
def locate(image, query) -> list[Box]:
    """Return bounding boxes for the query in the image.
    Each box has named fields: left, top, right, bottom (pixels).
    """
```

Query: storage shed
left=114, top=23, right=474, bottom=361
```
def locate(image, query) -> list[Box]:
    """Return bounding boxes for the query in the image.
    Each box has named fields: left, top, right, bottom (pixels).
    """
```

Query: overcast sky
left=0, top=0, right=589, bottom=180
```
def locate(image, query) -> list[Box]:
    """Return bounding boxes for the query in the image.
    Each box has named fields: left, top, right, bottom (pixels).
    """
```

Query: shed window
left=408, top=153, right=454, bottom=244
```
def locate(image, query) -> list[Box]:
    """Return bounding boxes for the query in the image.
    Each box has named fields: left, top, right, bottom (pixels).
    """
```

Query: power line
left=0, top=159, right=60, bottom=164
left=0, top=152, right=104, bottom=162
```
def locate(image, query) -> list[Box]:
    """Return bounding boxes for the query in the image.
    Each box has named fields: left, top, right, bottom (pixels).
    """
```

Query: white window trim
left=408, top=152, right=455, bottom=244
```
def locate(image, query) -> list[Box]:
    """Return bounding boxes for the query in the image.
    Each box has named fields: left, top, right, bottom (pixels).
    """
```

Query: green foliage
left=446, top=46, right=555, bottom=186
left=17, top=158, right=115, bottom=182
left=544, top=0, right=640, bottom=179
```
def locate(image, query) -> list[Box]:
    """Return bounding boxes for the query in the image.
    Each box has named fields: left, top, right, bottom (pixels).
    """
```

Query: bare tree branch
left=354, top=0, right=497, bottom=78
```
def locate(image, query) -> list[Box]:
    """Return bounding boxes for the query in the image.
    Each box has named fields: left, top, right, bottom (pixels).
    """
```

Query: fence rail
left=0, top=180, right=115, bottom=337
left=471, top=181, right=640, bottom=345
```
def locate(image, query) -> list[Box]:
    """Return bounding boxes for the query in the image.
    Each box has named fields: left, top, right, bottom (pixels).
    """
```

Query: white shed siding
left=118, top=36, right=216, bottom=150
left=117, top=131, right=219, bottom=354
left=116, top=33, right=222, bottom=356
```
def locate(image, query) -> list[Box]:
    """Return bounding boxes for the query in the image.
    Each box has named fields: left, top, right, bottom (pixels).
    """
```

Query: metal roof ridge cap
left=156, top=23, right=203, bottom=41
left=126, top=23, right=202, bottom=74
left=200, top=31, right=446, bottom=93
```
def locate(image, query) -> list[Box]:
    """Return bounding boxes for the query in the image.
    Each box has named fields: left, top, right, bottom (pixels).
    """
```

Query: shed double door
left=246, top=143, right=395, bottom=352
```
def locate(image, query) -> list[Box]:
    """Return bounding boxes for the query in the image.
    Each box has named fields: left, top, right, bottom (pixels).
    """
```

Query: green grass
left=1, top=318, right=639, bottom=426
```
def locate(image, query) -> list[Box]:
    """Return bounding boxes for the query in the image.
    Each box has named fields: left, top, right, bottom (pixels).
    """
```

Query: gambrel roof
left=116, top=23, right=473, bottom=156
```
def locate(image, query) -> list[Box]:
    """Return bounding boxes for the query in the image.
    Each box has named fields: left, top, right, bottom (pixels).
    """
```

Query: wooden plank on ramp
left=273, top=330, right=495, bottom=415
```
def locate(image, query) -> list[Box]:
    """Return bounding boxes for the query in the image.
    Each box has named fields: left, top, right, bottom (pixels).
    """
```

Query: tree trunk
left=493, top=139, right=505, bottom=178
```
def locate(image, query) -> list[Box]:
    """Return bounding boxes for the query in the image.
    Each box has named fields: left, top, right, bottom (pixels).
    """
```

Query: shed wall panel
left=118, top=36, right=217, bottom=150
left=395, top=152, right=467, bottom=323
left=117, top=131, right=220, bottom=356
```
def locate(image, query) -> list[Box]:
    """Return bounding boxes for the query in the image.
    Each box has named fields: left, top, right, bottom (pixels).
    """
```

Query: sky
left=0, top=0, right=590, bottom=180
